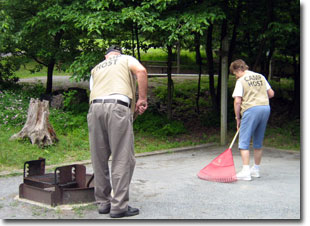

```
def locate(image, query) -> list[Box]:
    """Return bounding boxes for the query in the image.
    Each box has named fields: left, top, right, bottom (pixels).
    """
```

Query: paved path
left=0, top=145, right=300, bottom=220
left=18, top=74, right=210, bottom=91
left=18, top=76, right=90, bottom=90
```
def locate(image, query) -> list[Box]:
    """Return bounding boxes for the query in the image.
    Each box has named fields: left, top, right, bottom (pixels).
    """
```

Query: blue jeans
left=239, top=105, right=270, bottom=150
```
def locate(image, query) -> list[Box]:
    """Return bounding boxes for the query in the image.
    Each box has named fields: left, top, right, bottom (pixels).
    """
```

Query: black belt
left=91, top=99, right=131, bottom=108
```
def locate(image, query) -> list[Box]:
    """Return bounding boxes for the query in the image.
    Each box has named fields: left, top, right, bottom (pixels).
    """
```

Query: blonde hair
left=229, top=59, right=249, bottom=74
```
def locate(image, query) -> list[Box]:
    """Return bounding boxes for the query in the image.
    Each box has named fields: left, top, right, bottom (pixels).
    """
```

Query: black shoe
left=110, top=206, right=139, bottom=218
left=98, top=204, right=110, bottom=214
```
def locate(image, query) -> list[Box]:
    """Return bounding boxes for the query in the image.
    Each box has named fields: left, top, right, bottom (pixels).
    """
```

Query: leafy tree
left=201, top=0, right=299, bottom=114
left=0, top=56, right=19, bottom=89
left=142, top=0, right=225, bottom=119
left=2, top=0, right=297, bottom=116
left=2, top=0, right=83, bottom=94
left=67, top=0, right=159, bottom=80
left=0, top=4, right=19, bottom=88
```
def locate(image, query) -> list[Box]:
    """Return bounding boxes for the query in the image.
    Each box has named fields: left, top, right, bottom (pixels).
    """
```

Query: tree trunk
left=176, top=41, right=181, bottom=74
left=45, top=30, right=63, bottom=94
left=291, top=54, right=300, bottom=117
left=206, top=23, right=217, bottom=112
left=167, top=45, right=174, bottom=120
left=46, top=60, right=55, bottom=94
left=194, top=33, right=202, bottom=114
left=266, top=48, right=274, bottom=80
left=228, top=0, right=242, bottom=68
left=10, top=98, right=58, bottom=147
left=253, top=40, right=266, bottom=72
left=135, top=23, right=141, bottom=62
left=267, top=56, right=273, bottom=81
left=131, top=23, right=135, bottom=57
left=253, top=0, right=274, bottom=72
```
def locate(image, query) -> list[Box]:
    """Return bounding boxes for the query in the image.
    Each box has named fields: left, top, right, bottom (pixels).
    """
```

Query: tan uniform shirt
left=90, top=55, right=137, bottom=113
left=233, top=70, right=270, bottom=115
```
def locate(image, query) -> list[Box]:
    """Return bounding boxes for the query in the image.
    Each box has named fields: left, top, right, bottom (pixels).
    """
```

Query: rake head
left=197, top=148, right=237, bottom=183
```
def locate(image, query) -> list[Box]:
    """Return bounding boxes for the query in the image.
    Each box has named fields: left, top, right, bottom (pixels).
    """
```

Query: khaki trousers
left=87, top=102, right=135, bottom=214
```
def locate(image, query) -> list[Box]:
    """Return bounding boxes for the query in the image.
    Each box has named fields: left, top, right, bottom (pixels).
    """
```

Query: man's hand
left=135, top=99, right=148, bottom=115
left=128, top=56, right=148, bottom=119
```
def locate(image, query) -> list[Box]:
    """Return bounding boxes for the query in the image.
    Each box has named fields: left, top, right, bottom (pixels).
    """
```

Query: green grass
left=264, top=118, right=300, bottom=150
left=72, top=204, right=97, bottom=218
left=14, top=60, right=71, bottom=79
left=0, top=123, right=91, bottom=172
left=140, top=48, right=168, bottom=62
left=140, top=47, right=207, bottom=62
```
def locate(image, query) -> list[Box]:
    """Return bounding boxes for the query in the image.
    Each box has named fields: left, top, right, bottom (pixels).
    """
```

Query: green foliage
left=1, top=0, right=300, bottom=85
left=0, top=90, right=28, bottom=128
left=0, top=57, right=19, bottom=89
left=153, top=85, right=167, bottom=103
left=62, top=0, right=228, bottom=81
left=49, top=110, right=87, bottom=135
left=200, top=111, right=220, bottom=128
left=62, top=90, right=78, bottom=111
left=1, top=0, right=85, bottom=92
left=264, top=119, right=300, bottom=150
left=134, top=111, right=186, bottom=137
left=68, top=51, right=101, bottom=82
left=0, top=84, right=44, bottom=128
left=153, top=77, right=222, bottom=128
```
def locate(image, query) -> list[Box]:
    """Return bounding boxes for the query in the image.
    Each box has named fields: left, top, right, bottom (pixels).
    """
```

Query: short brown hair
left=229, top=59, right=249, bottom=74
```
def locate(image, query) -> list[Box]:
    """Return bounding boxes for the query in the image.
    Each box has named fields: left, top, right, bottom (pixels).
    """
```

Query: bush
left=134, top=111, right=186, bottom=137
left=63, top=89, right=78, bottom=110
left=62, top=89, right=89, bottom=113
left=0, top=84, right=44, bottom=128
left=200, top=111, right=220, bottom=127
left=0, top=57, right=19, bottom=89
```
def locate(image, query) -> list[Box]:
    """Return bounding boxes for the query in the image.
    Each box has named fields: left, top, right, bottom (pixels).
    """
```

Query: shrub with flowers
left=0, top=84, right=44, bottom=128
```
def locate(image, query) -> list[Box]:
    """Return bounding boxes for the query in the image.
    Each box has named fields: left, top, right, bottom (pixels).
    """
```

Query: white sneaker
left=250, top=166, right=260, bottom=178
left=236, top=170, right=252, bottom=181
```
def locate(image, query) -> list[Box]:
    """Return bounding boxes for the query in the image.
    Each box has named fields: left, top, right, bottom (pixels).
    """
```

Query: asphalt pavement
left=0, top=144, right=300, bottom=220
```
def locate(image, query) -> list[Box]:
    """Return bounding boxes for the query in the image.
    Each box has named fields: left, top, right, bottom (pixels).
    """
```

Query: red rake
left=197, top=130, right=240, bottom=183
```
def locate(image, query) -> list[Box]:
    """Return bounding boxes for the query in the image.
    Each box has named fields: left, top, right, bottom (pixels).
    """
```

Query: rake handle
left=229, top=129, right=240, bottom=149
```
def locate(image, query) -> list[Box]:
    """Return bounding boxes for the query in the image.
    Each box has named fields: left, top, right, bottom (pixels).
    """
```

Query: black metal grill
left=19, top=158, right=95, bottom=206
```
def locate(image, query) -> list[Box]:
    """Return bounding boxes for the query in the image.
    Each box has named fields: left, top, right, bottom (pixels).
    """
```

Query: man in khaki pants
left=88, top=45, right=148, bottom=218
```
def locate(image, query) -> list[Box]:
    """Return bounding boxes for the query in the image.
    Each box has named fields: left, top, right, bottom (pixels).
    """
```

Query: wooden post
left=220, top=36, right=229, bottom=145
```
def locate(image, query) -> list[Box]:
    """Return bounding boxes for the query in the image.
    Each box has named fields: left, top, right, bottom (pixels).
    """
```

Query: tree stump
left=10, top=98, right=58, bottom=146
